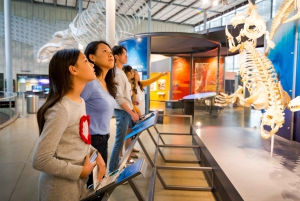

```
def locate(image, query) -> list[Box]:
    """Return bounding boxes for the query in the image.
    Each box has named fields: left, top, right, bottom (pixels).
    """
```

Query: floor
left=0, top=98, right=218, bottom=201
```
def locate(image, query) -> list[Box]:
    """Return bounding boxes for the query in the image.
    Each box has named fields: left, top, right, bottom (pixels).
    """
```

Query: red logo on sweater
left=79, top=115, right=91, bottom=144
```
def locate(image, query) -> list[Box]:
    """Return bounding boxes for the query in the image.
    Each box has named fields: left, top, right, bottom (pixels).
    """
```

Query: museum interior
left=1, top=0, right=300, bottom=201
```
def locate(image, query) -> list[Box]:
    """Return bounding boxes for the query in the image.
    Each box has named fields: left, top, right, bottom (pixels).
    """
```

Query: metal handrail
left=0, top=91, right=17, bottom=100
left=0, top=91, right=19, bottom=129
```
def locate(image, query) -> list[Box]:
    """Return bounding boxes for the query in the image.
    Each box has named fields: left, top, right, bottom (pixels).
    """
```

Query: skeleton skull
left=288, top=96, right=300, bottom=112
left=260, top=106, right=285, bottom=139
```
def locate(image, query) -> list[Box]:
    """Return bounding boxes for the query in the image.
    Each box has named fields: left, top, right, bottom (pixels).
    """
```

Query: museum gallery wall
left=193, top=57, right=224, bottom=94
left=172, top=57, right=190, bottom=100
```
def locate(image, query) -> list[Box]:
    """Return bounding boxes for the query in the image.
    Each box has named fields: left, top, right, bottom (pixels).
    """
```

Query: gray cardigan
left=33, top=96, right=96, bottom=201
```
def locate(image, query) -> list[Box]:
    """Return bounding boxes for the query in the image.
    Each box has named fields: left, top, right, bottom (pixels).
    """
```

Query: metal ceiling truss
left=151, top=0, right=176, bottom=18
left=164, top=0, right=198, bottom=22
left=13, top=0, right=250, bottom=27
left=194, top=0, right=248, bottom=26
left=179, top=0, right=224, bottom=25
left=151, top=0, right=222, bottom=14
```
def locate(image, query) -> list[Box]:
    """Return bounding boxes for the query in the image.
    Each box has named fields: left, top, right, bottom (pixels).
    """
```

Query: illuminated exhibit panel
left=17, top=74, right=49, bottom=93
left=193, top=57, right=224, bottom=94
left=150, top=72, right=170, bottom=101
left=172, top=57, right=190, bottom=100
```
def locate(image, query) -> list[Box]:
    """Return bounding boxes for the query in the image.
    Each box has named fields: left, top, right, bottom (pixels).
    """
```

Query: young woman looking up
left=81, top=41, right=117, bottom=187
left=33, top=49, right=106, bottom=201
left=122, top=65, right=141, bottom=161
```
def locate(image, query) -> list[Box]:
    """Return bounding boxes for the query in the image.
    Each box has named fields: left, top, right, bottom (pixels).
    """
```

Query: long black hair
left=84, top=41, right=117, bottom=98
left=133, top=69, right=144, bottom=92
left=37, top=49, right=81, bottom=135
left=122, top=65, right=137, bottom=94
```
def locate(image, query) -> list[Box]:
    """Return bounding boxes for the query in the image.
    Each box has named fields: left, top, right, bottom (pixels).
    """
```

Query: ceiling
left=12, top=0, right=249, bottom=26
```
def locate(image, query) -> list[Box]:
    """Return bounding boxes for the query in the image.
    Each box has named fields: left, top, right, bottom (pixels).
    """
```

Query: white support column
left=204, top=11, right=207, bottom=31
left=148, top=0, right=152, bottom=32
left=106, top=0, right=115, bottom=47
left=78, top=0, right=82, bottom=14
left=4, top=0, right=12, bottom=92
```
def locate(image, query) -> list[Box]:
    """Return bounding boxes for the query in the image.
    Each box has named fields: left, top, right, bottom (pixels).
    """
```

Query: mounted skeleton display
left=36, top=0, right=150, bottom=63
left=215, top=0, right=300, bottom=139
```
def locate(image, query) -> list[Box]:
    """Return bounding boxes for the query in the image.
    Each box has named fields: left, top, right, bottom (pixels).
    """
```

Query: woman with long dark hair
left=80, top=41, right=117, bottom=187
left=33, top=49, right=106, bottom=201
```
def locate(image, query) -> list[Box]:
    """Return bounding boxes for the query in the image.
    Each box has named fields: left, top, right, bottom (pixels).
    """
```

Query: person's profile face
left=118, top=49, right=128, bottom=64
left=134, top=71, right=140, bottom=81
left=126, top=69, right=134, bottom=79
left=94, top=43, right=114, bottom=69
left=75, top=52, right=96, bottom=82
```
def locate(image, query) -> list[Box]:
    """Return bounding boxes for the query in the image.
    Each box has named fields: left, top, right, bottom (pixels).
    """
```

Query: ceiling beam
left=135, top=1, right=148, bottom=14
left=193, top=0, right=248, bottom=26
left=125, top=0, right=138, bottom=15
left=164, top=0, right=198, bottom=22
left=117, top=13, right=192, bottom=26
left=53, top=0, right=57, bottom=7
left=180, top=0, right=240, bottom=25
left=116, top=2, right=124, bottom=13
left=152, top=0, right=176, bottom=18
left=151, top=0, right=221, bottom=13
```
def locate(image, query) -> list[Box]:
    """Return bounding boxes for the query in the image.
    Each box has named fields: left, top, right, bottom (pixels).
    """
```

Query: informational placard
left=19, top=83, right=26, bottom=93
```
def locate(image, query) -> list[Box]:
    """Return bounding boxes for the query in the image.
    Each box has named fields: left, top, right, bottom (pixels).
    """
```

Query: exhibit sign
left=119, top=37, right=148, bottom=78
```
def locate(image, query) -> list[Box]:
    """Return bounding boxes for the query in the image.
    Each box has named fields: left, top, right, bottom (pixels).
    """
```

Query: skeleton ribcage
left=238, top=42, right=283, bottom=108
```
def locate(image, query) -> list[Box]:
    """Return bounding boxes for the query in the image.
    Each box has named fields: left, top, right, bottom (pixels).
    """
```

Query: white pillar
left=204, top=11, right=207, bottom=31
left=4, top=0, right=12, bottom=92
left=106, top=0, right=115, bottom=47
left=78, top=0, right=82, bottom=14
left=148, top=0, right=152, bottom=32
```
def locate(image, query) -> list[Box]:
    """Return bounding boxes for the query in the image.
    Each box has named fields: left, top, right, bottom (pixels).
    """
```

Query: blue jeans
left=109, top=109, right=131, bottom=173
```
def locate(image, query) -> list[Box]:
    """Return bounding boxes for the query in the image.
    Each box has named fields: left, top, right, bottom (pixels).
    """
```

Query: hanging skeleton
left=265, top=0, right=300, bottom=56
left=37, top=0, right=150, bottom=62
left=215, top=0, right=300, bottom=139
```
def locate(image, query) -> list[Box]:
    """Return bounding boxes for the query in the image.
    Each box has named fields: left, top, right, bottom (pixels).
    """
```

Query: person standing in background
left=133, top=69, right=169, bottom=115
left=122, top=65, right=143, bottom=159
left=109, top=45, right=139, bottom=173
left=81, top=41, right=117, bottom=188
left=33, top=49, right=106, bottom=201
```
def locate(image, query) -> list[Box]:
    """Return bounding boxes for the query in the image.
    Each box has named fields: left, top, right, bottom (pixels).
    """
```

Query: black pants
left=87, top=134, right=110, bottom=187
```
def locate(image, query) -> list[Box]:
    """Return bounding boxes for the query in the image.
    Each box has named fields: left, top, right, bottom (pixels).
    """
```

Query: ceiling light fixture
left=213, top=0, right=218, bottom=6
left=202, top=0, right=209, bottom=4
